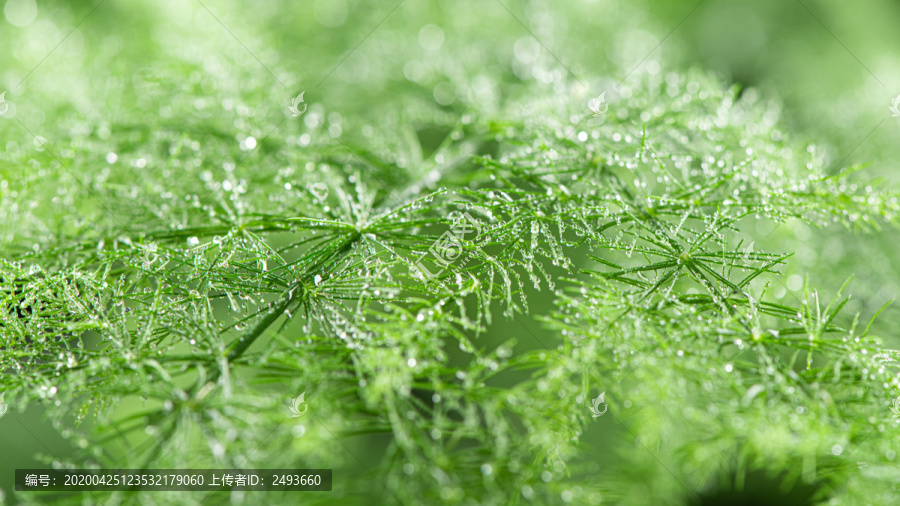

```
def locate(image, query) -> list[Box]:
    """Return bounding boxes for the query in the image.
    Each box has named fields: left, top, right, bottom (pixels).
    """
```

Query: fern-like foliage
left=2, top=67, right=899, bottom=506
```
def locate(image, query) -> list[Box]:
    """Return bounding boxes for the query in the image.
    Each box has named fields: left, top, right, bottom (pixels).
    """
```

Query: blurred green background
left=2, top=0, right=899, bottom=503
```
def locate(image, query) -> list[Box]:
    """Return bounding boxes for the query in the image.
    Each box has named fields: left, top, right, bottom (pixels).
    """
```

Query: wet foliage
left=1, top=1, right=899, bottom=505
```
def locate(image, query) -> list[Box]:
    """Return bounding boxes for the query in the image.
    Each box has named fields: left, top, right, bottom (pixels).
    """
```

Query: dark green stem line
left=223, top=231, right=361, bottom=363
left=225, top=296, right=295, bottom=362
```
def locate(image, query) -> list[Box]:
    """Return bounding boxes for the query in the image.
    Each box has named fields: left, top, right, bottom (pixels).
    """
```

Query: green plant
left=2, top=61, right=899, bottom=505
